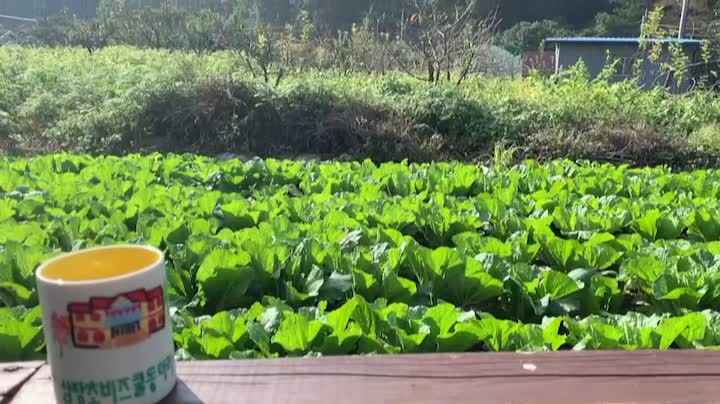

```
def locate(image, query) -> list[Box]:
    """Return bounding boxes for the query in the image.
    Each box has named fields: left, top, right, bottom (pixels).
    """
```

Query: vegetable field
left=1, top=154, right=720, bottom=361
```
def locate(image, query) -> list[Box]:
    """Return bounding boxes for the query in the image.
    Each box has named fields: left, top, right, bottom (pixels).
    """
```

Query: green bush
left=689, top=124, right=720, bottom=153
left=2, top=46, right=720, bottom=167
left=498, top=20, right=572, bottom=54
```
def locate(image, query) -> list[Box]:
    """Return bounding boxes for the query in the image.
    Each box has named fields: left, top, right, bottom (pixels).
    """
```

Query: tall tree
left=492, top=0, right=611, bottom=29
left=588, top=0, right=649, bottom=36
left=303, top=0, right=374, bottom=30
left=234, top=0, right=296, bottom=25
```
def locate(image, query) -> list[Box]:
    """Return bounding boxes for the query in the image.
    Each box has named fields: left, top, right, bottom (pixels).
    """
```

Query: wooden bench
left=3, top=350, right=720, bottom=403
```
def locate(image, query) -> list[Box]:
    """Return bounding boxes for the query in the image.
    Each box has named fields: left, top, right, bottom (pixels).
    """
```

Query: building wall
left=555, top=43, right=702, bottom=92
left=555, top=43, right=635, bottom=79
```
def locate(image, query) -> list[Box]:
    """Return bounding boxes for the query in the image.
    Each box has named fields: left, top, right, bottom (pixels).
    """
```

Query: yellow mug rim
left=36, top=244, right=164, bottom=286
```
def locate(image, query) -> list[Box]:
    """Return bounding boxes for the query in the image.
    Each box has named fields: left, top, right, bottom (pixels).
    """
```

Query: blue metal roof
left=0, top=14, right=38, bottom=23
left=545, top=37, right=704, bottom=46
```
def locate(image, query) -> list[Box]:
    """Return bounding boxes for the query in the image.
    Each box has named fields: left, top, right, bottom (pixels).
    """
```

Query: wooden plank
left=160, top=375, right=720, bottom=404
left=0, top=361, right=44, bottom=403
left=9, top=366, right=51, bottom=404
left=170, top=350, right=720, bottom=378
left=9, top=351, right=720, bottom=404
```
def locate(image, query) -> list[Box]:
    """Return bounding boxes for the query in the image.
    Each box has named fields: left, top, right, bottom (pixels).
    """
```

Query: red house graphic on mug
left=67, top=287, right=165, bottom=349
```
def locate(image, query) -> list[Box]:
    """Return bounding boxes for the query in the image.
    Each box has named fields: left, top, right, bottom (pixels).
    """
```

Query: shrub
left=524, top=126, right=693, bottom=167
left=498, top=20, right=572, bottom=54
left=689, top=124, right=720, bottom=154
left=3, top=46, right=720, bottom=168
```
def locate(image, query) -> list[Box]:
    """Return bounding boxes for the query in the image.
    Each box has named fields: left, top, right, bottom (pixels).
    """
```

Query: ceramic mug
left=36, top=245, right=177, bottom=404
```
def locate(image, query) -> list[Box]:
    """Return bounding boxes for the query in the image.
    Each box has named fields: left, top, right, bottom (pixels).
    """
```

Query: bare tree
left=67, top=16, right=116, bottom=54
left=392, top=0, right=500, bottom=85
left=219, top=14, right=286, bottom=86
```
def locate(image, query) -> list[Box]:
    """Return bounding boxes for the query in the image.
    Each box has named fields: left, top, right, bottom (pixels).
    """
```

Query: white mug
left=36, top=245, right=177, bottom=404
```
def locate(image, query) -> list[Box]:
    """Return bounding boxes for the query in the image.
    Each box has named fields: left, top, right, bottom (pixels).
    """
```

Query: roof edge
left=545, top=37, right=705, bottom=46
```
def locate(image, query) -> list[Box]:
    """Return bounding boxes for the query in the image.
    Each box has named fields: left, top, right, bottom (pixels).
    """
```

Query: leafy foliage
left=498, top=20, right=572, bottom=54
left=586, top=0, right=649, bottom=37
left=2, top=46, right=720, bottom=163
left=2, top=155, right=720, bottom=360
